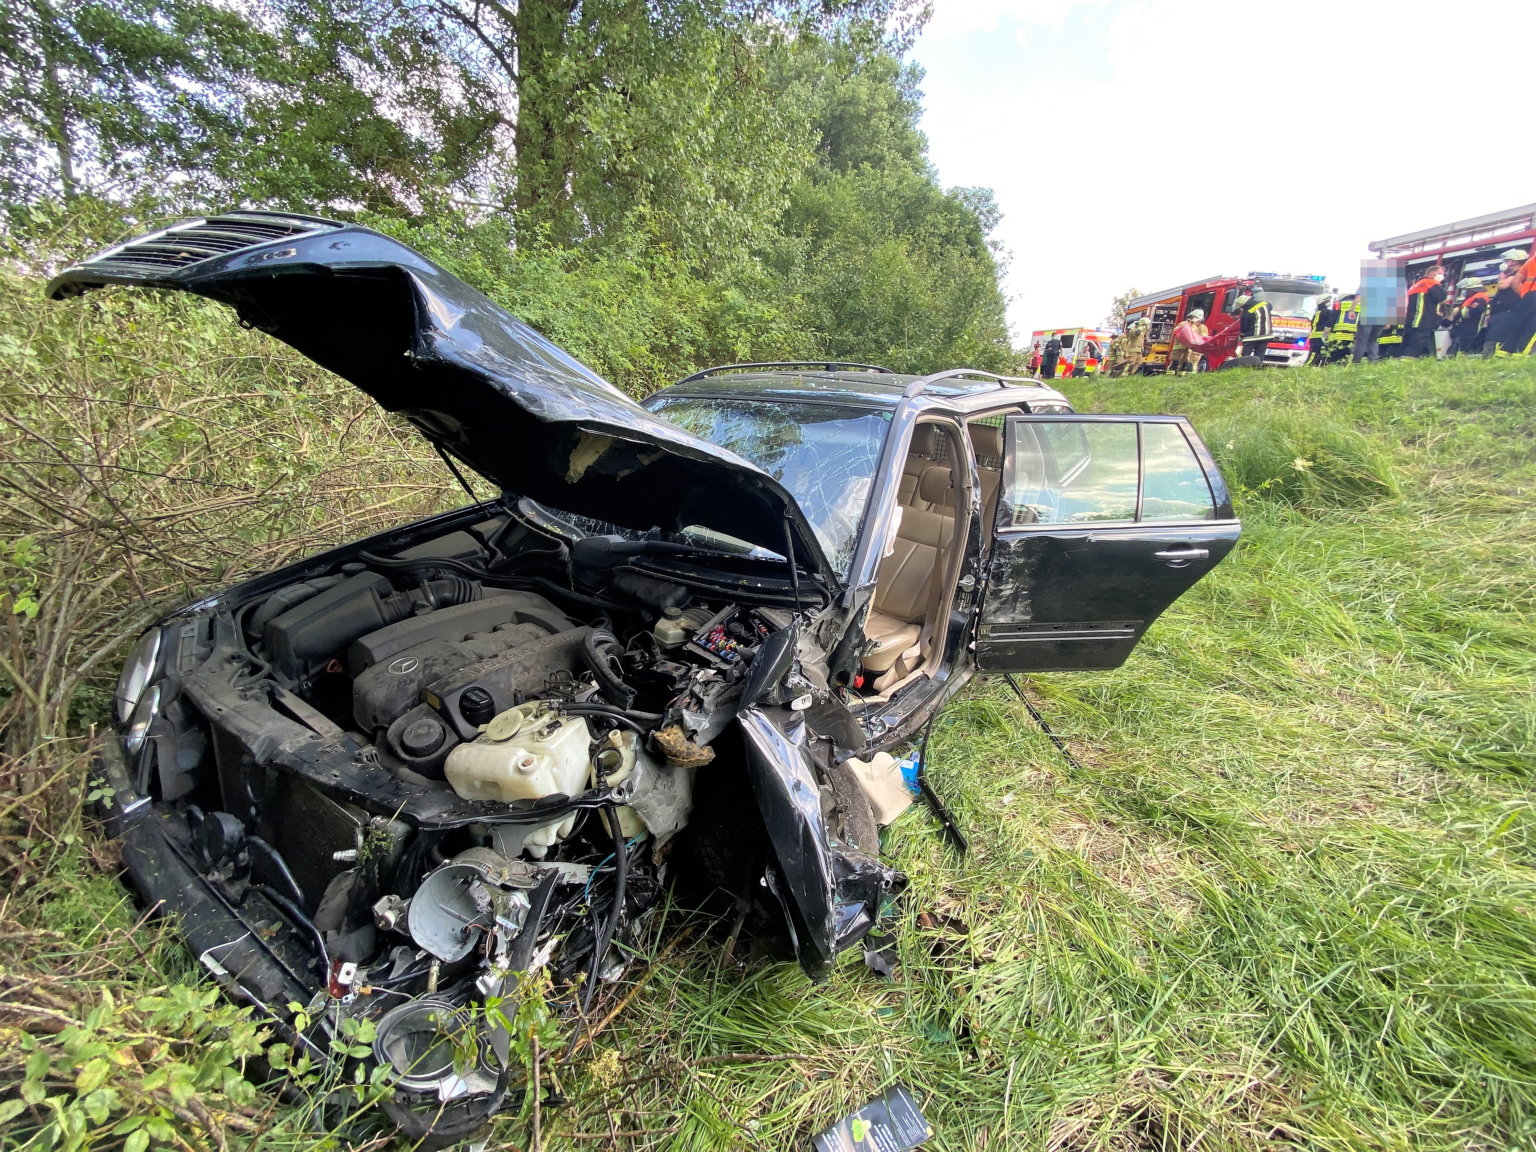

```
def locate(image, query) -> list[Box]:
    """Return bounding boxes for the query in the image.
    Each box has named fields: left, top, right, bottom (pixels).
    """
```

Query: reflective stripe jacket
left=1406, top=278, right=1447, bottom=330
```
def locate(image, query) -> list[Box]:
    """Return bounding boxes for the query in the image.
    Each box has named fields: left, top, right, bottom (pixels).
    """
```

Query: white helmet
left=1188, top=308, right=1205, bottom=321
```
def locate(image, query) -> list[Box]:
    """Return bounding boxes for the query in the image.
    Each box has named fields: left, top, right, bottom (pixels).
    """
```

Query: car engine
left=114, top=505, right=823, bottom=1140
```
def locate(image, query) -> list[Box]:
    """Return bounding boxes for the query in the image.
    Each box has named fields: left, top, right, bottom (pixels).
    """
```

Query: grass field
left=2, top=283, right=1533, bottom=1152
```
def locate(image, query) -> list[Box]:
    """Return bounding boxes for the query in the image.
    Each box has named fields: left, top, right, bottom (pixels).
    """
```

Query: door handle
left=1153, top=547, right=1209, bottom=564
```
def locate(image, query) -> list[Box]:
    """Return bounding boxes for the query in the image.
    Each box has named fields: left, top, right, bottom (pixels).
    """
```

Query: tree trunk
left=512, top=0, right=579, bottom=241
left=34, top=0, right=77, bottom=200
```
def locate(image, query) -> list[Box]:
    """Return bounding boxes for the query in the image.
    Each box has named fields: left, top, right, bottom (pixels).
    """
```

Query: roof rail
left=674, top=361, right=895, bottom=385
left=902, top=368, right=1038, bottom=398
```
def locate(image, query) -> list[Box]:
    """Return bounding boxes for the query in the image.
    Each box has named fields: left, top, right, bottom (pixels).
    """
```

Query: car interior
left=861, top=421, right=972, bottom=693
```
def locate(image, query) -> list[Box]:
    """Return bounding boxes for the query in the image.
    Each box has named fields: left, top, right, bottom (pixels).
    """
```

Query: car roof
left=647, top=366, right=1074, bottom=413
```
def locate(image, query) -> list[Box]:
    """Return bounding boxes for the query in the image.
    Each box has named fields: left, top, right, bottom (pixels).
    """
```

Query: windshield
left=644, top=396, right=893, bottom=576
left=1256, top=285, right=1325, bottom=317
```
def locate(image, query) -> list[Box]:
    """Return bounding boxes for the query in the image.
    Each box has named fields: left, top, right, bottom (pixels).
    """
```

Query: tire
left=1193, top=356, right=1209, bottom=373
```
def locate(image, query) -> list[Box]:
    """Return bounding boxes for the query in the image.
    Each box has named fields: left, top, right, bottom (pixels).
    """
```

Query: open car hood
left=48, top=212, right=833, bottom=582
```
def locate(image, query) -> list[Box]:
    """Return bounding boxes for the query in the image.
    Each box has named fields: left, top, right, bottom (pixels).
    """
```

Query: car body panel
left=978, top=414, right=1239, bottom=670
left=46, top=212, right=831, bottom=577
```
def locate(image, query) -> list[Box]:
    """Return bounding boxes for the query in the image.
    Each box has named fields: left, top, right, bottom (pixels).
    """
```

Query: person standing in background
left=1355, top=258, right=1403, bottom=363
left=1233, top=285, right=1273, bottom=363
left=1484, top=250, right=1528, bottom=356
left=1325, top=294, right=1360, bottom=363
left=1308, top=294, right=1338, bottom=365
left=1511, top=249, right=1536, bottom=356
left=1402, top=267, right=1446, bottom=358
left=1170, top=309, right=1211, bottom=374
left=1039, top=334, right=1062, bottom=379
left=1449, top=279, right=1489, bottom=356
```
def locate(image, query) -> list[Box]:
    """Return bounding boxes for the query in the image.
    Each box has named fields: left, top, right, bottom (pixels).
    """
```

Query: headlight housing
left=123, top=684, right=162, bottom=756
left=116, top=629, right=163, bottom=723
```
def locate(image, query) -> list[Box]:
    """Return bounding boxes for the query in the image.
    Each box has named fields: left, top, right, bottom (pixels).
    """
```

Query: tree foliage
left=2, top=0, right=1019, bottom=376
left=1105, top=285, right=1142, bottom=333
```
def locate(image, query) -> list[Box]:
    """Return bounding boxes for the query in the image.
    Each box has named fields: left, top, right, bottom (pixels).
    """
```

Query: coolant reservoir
left=444, top=703, right=592, bottom=853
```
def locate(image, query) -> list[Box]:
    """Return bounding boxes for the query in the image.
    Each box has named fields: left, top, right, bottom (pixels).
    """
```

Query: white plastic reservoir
left=444, top=703, right=592, bottom=853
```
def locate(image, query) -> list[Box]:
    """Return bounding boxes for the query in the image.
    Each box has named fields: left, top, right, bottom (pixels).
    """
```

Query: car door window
left=1140, top=422, right=1217, bottom=520
left=1003, top=419, right=1217, bottom=526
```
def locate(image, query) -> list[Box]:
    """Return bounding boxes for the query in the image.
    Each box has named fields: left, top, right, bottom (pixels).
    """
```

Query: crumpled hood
left=47, top=212, right=833, bottom=580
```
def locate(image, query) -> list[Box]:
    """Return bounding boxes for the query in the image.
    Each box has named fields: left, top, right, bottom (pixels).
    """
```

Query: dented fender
left=737, top=706, right=902, bottom=978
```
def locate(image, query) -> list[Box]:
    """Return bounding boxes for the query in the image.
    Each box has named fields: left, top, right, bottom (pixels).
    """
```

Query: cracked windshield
left=647, top=397, right=893, bottom=575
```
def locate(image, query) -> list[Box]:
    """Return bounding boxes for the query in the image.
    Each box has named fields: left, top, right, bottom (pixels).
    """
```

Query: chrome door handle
left=1153, top=547, right=1209, bottom=564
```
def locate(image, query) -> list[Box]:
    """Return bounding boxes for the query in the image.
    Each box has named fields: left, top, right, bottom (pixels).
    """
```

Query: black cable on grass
left=913, top=712, right=967, bottom=856
left=581, top=816, right=629, bottom=1017
left=1002, top=673, right=1082, bottom=772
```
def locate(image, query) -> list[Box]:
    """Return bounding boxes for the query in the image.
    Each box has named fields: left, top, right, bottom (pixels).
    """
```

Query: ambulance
left=1122, top=273, right=1330, bottom=372
left=1027, top=327, right=1115, bottom=379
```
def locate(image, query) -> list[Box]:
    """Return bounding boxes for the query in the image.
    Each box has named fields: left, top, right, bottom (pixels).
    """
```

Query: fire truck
left=1368, top=202, right=1536, bottom=286
left=1028, top=326, right=1114, bottom=379
left=1122, top=273, right=1329, bottom=372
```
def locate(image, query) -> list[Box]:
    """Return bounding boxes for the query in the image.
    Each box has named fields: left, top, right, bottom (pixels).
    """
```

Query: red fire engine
left=1122, top=273, right=1329, bottom=372
left=1368, top=202, right=1536, bottom=286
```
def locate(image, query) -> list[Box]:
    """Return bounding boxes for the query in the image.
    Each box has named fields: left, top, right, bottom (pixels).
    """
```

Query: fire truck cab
left=1028, top=327, right=1114, bottom=379
left=1123, top=273, right=1329, bottom=372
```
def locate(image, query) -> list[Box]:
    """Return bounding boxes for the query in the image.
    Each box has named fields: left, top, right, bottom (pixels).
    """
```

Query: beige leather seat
left=968, top=423, right=1004, bottom=522
left=863, top=464, right=954, bottom=674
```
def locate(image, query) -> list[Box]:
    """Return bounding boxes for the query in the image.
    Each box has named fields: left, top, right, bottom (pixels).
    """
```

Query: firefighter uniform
left=1325, top=297, right=1360, bottom=364
left=1450, top=284, right=1489, bottom=356
left=1484, top=255, right=1526, bottom=356
left=1514, top=253, right=1536, bottom=356
left=1236, top=292, right=1273, bottom=362
left=1114, top=324, right=1148, bottom=376
left=1403, top=274, right=1447, bottom=358
left=1378, top=325, right=1404, bottom=357
left=1307, top=298, right=1338, bottom=365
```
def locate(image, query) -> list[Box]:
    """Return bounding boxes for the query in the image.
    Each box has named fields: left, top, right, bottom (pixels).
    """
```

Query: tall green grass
left=3, top=287, right=1534, bottom=1152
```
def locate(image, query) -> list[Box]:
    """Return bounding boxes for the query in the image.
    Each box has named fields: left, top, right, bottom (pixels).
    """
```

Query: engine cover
left=350, top=592, right=573, bottom=733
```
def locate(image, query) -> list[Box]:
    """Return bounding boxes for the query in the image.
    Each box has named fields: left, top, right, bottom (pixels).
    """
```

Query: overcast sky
left=910, top=0, right=1536, bottom=341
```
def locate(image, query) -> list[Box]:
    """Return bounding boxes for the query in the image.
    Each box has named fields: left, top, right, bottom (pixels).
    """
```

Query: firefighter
left=1378, top=324, right=1405, bottom=357
left=1402, top=267, right=1447, bottom=358
left=1307, top=294, right=1338, bottom=365
left=1325, top=294, right=1360, bottom=364
left=1233, top=285, right=1273, bottom=363
left=1512, top=249, right=1536, bottom=356
left=1170, top=309, right=1210, bottom=374
left=1121, top=319, right=1148, bottom=376
left=1483, top=250, right=1528, bottom=356
left=1449, top=279, right=1489, bottom=356
left=1040, top=334, right=1062, bottom=379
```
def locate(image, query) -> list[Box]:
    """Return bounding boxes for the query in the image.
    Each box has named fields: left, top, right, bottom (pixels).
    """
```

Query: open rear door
left=976, top=415, right=1239, bottom=671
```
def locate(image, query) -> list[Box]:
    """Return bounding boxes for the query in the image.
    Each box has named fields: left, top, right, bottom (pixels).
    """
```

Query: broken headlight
left=122, top=683, right=162, bottom=756
left=116, top=628, right=163, bottom=723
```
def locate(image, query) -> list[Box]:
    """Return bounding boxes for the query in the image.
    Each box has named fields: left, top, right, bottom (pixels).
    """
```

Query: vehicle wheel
left=1194, top=356, right=1209, bottom=373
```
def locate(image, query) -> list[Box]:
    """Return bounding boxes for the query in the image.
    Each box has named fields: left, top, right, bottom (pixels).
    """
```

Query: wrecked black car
left=48, top=212, right=1239, bottom=1137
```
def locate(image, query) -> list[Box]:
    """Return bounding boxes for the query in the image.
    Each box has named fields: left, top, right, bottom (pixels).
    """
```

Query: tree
left=1105, top=286, right=1142, bottom=333
left=0, top=0, right=265, bottom=206
left=0, top=0, right=466, bottom=215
